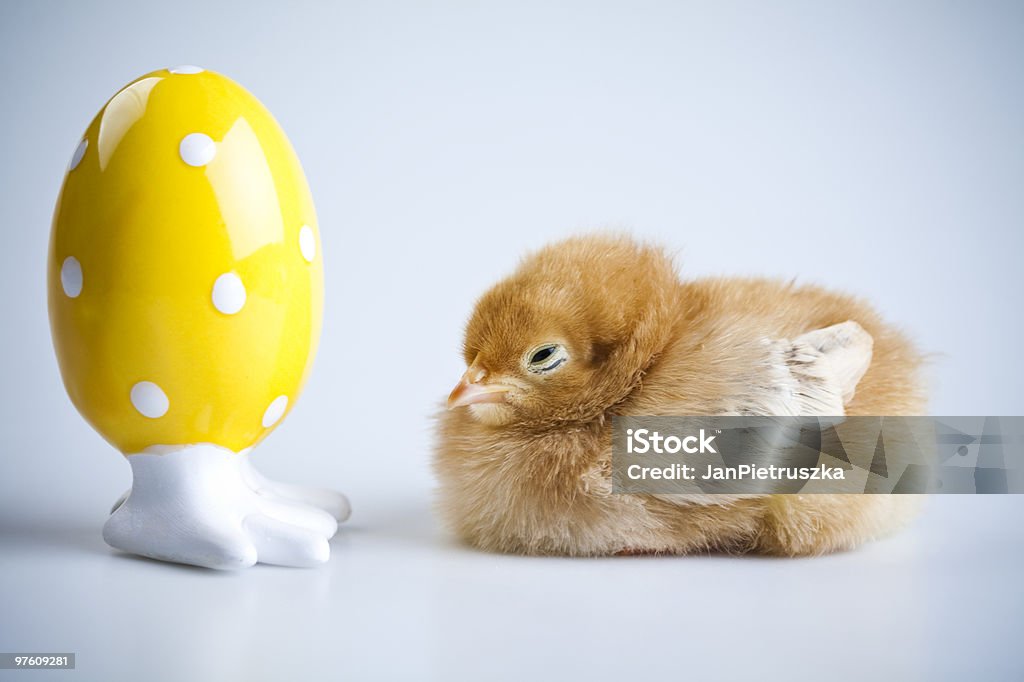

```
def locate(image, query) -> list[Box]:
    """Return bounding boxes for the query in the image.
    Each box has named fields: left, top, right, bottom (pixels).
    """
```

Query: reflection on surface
left=207, top=117, right=285, bottom=262
left=97, top=77, right=161, bottom=170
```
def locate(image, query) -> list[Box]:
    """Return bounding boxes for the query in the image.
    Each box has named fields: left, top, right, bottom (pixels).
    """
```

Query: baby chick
left=434, top=235, right=925, bottom=556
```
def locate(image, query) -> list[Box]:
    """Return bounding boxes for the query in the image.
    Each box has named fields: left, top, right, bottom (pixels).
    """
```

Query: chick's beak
left=447, top=358, right=511, bottom=410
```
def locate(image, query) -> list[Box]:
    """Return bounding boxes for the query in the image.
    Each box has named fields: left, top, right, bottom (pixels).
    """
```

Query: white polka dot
left=68, top=139, right=87, bottom=171
left=179, top=133, right=216, bottom=167
left=61, top=257, right=83, bottom=298
left=262, top=396, right=289, bottom=428
left=131, top=381, right=169, bottom=418
left=212, top=273, right=246, bottom=314
left=169, top=65, right=204, bottom=74
left=299, top=225, right=316, bottom=262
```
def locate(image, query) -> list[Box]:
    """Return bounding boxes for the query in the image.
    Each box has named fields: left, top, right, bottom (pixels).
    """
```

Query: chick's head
left=448, top=235, right=680, bottom=427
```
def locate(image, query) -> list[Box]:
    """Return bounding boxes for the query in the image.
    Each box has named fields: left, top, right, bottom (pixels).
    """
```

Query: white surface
left=1, top=492, right=1023, bottom=681
left=1, top=1, right=1023, bottom=680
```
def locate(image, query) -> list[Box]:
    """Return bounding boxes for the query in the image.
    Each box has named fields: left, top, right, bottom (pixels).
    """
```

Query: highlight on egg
left=48, top=66, right=348, bottom=570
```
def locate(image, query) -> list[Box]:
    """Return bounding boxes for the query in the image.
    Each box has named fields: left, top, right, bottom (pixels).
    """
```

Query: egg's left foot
left=104, top=444, right=342, bottom=570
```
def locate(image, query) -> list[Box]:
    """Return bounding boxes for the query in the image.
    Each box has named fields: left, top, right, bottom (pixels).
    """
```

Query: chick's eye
left=526, top=344, right=568, bottom=373
left=531, top=347, right=554, bottom=364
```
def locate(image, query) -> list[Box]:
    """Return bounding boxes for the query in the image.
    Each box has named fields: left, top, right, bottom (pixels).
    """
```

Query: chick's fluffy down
left=434, top=235, right=925, bottom=556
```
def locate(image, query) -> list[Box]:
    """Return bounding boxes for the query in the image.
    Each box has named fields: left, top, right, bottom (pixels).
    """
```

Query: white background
left=1, top=1, right=1022, bottom=680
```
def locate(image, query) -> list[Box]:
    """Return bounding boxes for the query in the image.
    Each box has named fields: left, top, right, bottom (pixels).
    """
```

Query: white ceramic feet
left=104, top=444, right=346, bottom=570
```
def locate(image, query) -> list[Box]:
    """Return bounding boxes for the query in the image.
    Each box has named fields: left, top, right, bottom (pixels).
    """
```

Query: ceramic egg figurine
left=48, top=67, right=349, bottom=570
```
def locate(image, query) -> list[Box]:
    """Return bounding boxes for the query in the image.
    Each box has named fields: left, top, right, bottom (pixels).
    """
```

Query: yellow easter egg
left=48, top=67, right=323, bottom=455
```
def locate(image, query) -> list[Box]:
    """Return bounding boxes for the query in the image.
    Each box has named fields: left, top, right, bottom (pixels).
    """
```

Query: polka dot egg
left=48, top=68, right=323, bottom=454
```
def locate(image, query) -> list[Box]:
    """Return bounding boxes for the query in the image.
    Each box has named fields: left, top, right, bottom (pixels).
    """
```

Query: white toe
left=186, top=529, right=259, bottom=570
left=110, top=489, right=130, bottom=514
left=240, top=456, right=351, bottom=522
left=243, top=515, right=330, bottom=568
left=103, top=511, right=257, bottom=570
left=254, top=496, right=338, bottom=539
left=262, top=482, right=351, bottom=522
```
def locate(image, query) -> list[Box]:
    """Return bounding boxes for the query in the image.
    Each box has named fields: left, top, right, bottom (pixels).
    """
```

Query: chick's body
left=434, top=236, right=924, bottom=556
